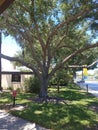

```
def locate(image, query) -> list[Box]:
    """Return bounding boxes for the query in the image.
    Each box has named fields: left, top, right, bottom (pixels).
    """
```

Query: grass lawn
left=0, top=84, right=98, bottom=130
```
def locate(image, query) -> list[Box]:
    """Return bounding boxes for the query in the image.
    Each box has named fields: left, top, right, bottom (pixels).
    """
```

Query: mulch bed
left=33, top=96, right=69, bottom=104
left=89, top=104, right=98, bottom=113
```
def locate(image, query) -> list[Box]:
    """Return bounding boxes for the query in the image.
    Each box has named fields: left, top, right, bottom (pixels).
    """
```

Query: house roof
left=0, top=0, right=15, bottom=14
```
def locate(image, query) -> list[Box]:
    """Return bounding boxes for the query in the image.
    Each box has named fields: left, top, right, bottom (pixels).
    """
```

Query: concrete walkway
left=0, top=110, right=50, bottom=130
left=77, top=81, right=98, bottom=97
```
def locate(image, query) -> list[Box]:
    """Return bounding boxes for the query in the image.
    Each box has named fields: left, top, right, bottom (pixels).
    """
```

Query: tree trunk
left=0, top=32, right=2, bottom=91
left=39, top=76, right=48, bottom=99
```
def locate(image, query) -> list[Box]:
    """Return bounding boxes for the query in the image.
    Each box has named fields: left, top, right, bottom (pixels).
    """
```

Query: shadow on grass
left=58, top=89, right=95, bottom=101
left=0, top=92, right=12, bottom=104
left=1, top=88, right=98, bottom=130
left=17, top=93, right=36, bottom=100
left=11, top=102, right=98, bottom=130
left=0, top=92, right=35, bottom=109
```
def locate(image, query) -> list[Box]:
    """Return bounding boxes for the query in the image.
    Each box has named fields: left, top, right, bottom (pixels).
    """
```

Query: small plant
left=16, top=88, right=21, bottom=93
left=24, top=76, right=40, bottom=94
left=8, top=86, right=13, bottom=91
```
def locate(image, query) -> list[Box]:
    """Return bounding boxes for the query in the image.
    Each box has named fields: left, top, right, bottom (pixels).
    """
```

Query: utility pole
left=0, top=31, right=2, bottom=91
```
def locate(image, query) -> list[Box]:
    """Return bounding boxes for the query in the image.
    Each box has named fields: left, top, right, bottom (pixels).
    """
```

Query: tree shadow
left=11, top=102, right=98, bottom=130
left=59, top=89, right=95, bottom=101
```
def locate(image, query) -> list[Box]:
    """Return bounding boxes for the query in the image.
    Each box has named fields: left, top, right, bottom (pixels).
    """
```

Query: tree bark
left=39, top=76, right=49, bottom=99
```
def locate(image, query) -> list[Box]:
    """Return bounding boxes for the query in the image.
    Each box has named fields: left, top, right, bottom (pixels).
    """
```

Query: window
left=12, top=74, right=21, bottom=82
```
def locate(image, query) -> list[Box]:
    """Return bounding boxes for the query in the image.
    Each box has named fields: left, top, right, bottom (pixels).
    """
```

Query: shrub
left=24, top=76, right=40, bottom=94
left=8, top=86, right=13, bottom=91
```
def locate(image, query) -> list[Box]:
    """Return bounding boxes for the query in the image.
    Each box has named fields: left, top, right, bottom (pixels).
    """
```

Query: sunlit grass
left=0, top=84, right=98, bottom=130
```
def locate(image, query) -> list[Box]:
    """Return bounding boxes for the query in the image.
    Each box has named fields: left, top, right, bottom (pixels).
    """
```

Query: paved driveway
left=78, top=81, right=98, bottom=97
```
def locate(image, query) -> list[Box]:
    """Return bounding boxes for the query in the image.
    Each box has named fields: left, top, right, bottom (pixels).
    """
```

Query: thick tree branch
left=51, top=35, right=71, bottom=58
left=30, top=0, right=46, bottom=61
left=3, top=14, right=44, bottom=73
left=46, top=3, right=98, bottom=47
left=62, top=43, right=98, bottom=64
left=49, top=42, right=98, bottom=79
left=5, top=10, right=38, bottom=40
left=67, top=60, right=98, bottom=68
left=0, top=53, right=42, bottom=79
left=46, top=8, right=89, bottom=46
left=88, top=60, right=98, bottom=68
left=5, top=1, right=46, bottom=62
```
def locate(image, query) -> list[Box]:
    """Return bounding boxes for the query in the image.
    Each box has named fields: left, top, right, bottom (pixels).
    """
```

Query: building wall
left=1, top=74, right=32, bottom=91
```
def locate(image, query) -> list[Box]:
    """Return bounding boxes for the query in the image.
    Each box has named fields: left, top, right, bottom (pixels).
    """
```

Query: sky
left=2, top=35, right=21, bottom=70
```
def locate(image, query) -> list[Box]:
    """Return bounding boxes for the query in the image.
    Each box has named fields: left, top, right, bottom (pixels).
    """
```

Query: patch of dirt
left=0, top=103, right=28, bottom=112
left=89, top=104, right=98, bottom=112
left=33, top=96, right=69, bottom=104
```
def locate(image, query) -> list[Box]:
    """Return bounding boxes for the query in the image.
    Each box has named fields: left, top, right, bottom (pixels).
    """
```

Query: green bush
left=24, top=76, right=40, bottom=94
left=49, top=69, right=73, bottom=86
left=8, top=86, right=13, bottom=91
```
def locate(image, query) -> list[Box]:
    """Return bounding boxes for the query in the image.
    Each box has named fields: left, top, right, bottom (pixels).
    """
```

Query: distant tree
left=0, top=0, right=98, bottom=98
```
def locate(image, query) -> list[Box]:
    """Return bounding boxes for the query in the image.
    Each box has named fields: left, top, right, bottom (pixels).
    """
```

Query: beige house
left=2, top=72, right=32, bottom=91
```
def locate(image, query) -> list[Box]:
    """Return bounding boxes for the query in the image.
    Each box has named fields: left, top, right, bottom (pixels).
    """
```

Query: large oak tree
left=0, top=0, right=98, bottom=98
